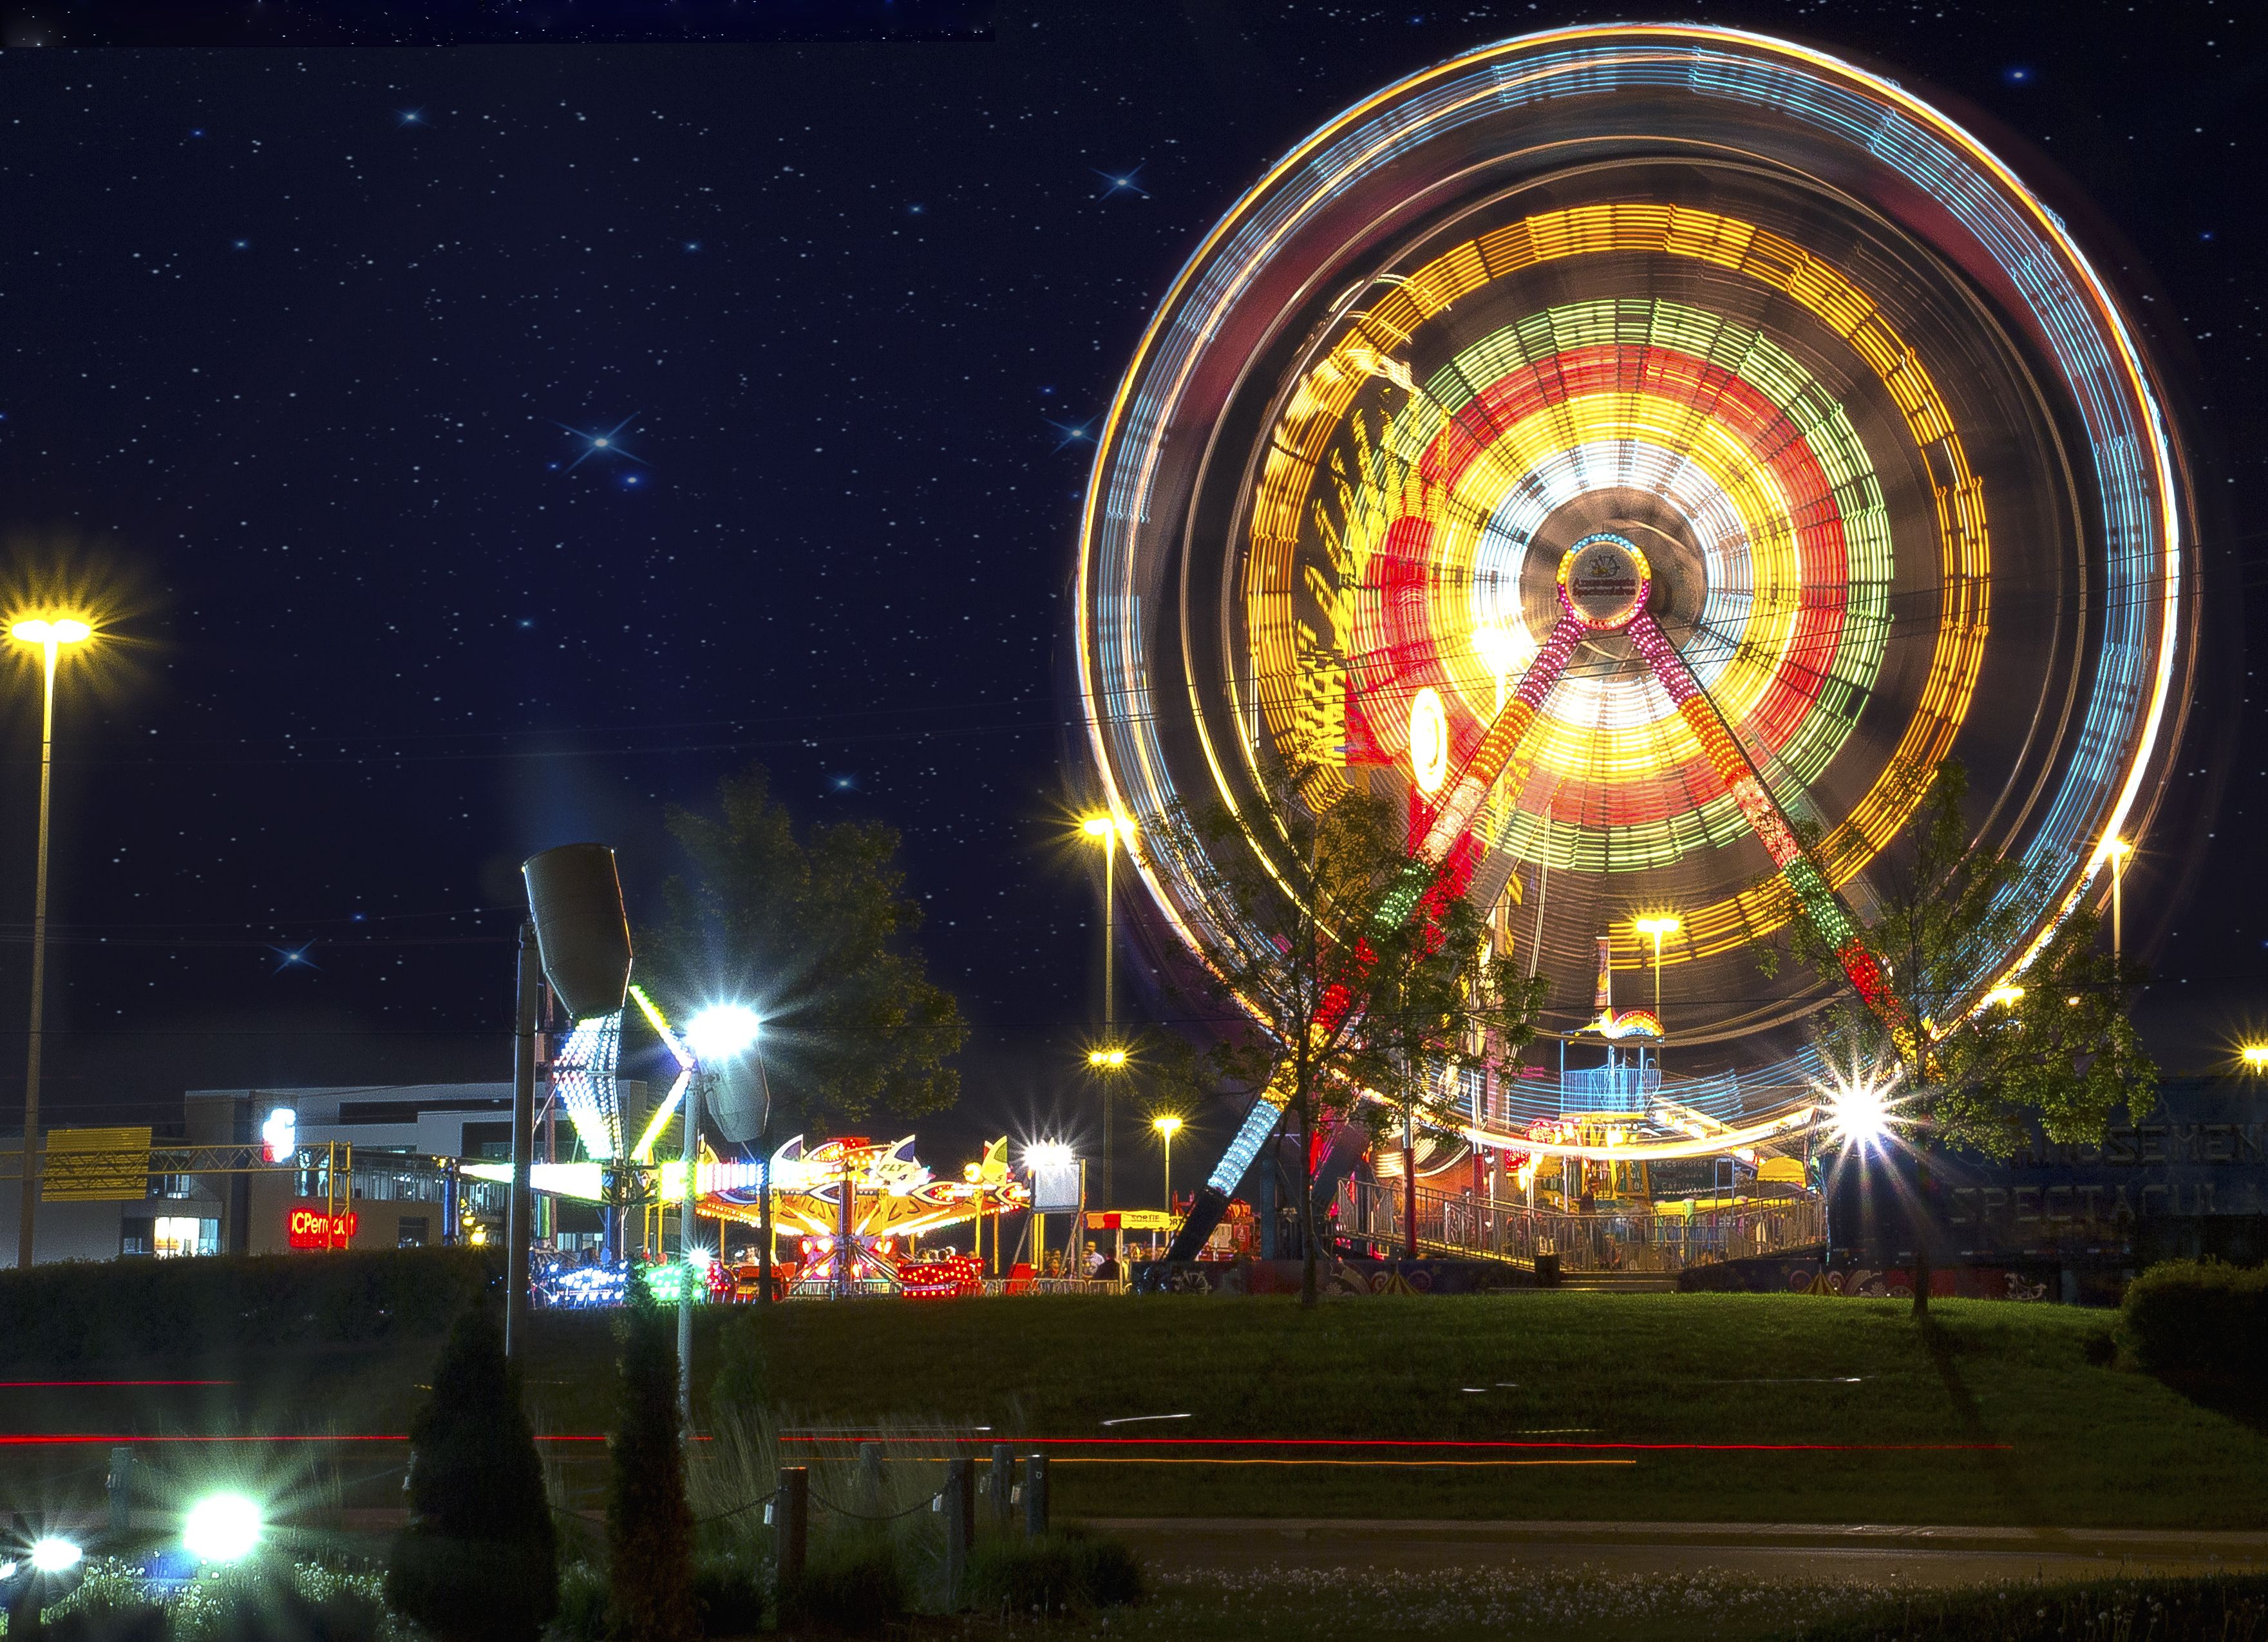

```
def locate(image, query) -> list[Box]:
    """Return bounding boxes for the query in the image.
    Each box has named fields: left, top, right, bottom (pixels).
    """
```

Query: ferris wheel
left=1075, top=26, right=2195, bottom=1227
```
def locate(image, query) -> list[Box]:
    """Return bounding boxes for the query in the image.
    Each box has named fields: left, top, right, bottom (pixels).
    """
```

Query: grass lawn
left=699, top=1292, right=2268, bottom=1529
left=5, top=1292, right=2263, bottom=1531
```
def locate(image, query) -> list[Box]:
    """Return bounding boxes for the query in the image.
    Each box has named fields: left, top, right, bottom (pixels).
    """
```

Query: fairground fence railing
left=1332, top=1178, right=1824, bottom=1274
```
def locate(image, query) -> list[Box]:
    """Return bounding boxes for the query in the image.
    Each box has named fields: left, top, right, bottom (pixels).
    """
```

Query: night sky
left=0, top=2, right=2259, bottom=1199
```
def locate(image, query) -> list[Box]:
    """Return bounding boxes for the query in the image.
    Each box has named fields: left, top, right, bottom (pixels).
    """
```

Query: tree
left=645, top=762, right=967, bottom=1302
left=1767, top=760, right=2153, bottom=1314
left=606, top=1281, right=697, bottom=1642
left=1354, top=881, right=1545, bottom=1259
left=1155, top=765, right=1542, bottom=1305
left=386, top=1299, right=558, bottom=1642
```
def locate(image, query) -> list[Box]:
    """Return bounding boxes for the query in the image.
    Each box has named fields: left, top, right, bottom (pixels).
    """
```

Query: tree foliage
left=605, top=1284, right=697, bottom=1642
left=647, top=762, right=966, bottom=1128
left=1772, top=760, right=2152, bottom=1158
left=1153, top=766, right=1544, bottom=1305
left=386, top=1299, right=558, bottom=1642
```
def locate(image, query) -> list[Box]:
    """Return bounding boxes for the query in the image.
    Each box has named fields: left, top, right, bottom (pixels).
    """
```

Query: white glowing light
left=29, top=1536, right=82, bottom=1574
left=1025, top=1141, right=1075, bottom=1171
left=1823, top=1067, right=1900, bottom=1149
left=260, top=1106, right=296, bottom=1164
left=184, top=1493, right=262, bottom=1563
left=686, top=1003, right=762, bottom=1063
left=1408, top=686, right=1448, bottom=794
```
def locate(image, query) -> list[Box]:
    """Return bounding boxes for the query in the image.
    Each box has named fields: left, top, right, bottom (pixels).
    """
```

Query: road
left=1093, top=1518, right=2267, bottom=1586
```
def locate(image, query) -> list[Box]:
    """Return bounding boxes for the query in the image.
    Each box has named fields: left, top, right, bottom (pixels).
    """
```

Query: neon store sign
left=287, top=1206, right=358, bottom=1249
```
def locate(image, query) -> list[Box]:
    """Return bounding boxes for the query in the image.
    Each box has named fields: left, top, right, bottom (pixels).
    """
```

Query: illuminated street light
left=1079, top=811, right=1133, bottom=1204
left=183, top=1493, right=263, bottom=1563
left=685, top=1003, right=762, bottom=1064
left=1152, top=1113, right=1183, bottom=1213
left=2242, top=1044, right=2268, bottom=1073
left=9, top=610, right=97, bottom=1272
left=1633, top=914, right=1681, bottom=1022
left=28, top=1536, right=83, bottom=1575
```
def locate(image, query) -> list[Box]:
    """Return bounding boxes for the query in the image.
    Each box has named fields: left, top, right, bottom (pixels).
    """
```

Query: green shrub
left=689, top=1556, right=766, bottom=1638
left=36, top=1560, right=398, bottom=1642
left=2117, top=1260, right=2268, bottom=1384
left=963, top=1525, right=1144, bottom=1619
left=0, top=1249, right=498, bottom=1368
left=605, top=1285, right=697, bottom=1642
left=552, top=1563, right=610, bottom=1642
left=31, top=1556, right=167, bottom=1642
left=385, top=1300, right=558, bottom=1642
left=778, top=1533, right=905, bottom=1634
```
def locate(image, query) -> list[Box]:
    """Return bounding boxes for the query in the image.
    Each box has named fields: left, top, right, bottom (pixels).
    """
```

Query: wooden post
left=107, top=1445, right=133, bottom=1534
left=857, top=1441, right=884, bottom=1514
left=775, top=1466, right=808, bottom=1604
left=1023, top=1453, right=1050, bottom=1539
left=988, top=1442, right=1014, bottom=1525
left=943, top=1458, right=974, bottom=1609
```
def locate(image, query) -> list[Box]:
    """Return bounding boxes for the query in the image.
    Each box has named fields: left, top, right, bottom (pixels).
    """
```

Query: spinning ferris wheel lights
left=1079, top=26, right=2192, bottom=1249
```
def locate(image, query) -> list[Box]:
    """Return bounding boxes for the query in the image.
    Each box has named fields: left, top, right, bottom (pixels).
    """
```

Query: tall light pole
left=11, top=616, right=94, bottom=1272
left=680, top=1003, right=762, bottom=1433
left=1081, top=814, right=1127, bottom=1206
left=1633, top=914, right=1681, bottom=1021
left=1152, top=1114, right=1181, bottom=1214
left=2099, top=838, right=2131, bottom=974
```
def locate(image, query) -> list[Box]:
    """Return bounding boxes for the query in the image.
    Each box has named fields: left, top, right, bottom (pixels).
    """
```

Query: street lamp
left=2098, top=838, right=2132, bottom=974
left=1633, top=914, right=1681, bottom=1021
left=2242, top=1044, right=2268, bottom=1073
left=676, top=1003, right=761, bottom=1426
left=1151, top=1114, right=1182, bottom=1214
left=1080, top=812, right=1131, bottom=1205
left=10, top=614, right=95, bottom=1272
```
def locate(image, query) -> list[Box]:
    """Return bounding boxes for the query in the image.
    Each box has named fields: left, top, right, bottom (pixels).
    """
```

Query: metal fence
left=1334, top=1178, right=1822, bottom=1273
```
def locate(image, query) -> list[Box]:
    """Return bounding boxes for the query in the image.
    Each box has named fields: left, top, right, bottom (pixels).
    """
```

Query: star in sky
left=1044, top=416, right=1096, bottom=451
left=269, top=945, right=317, bottom=973
left=1093, top=164, right=1148, bottom=198
left=554, top=415, right=648, bottom=471
left=397, top=108, right=426, bottom=126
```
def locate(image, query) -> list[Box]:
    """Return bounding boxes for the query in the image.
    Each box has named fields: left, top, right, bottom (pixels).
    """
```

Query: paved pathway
left=1092, top=1518, right=2268, bottom=1586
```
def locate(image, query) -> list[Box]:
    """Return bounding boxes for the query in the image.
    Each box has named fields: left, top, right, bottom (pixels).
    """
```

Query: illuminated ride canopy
left=1073, top=28, right=2192, bottom=1217
left=477, top=1133, right=1028, bottom=1294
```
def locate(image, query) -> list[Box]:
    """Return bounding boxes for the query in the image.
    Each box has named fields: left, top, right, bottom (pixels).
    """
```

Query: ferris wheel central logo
left=1557, top=534, right=1651, bottom=631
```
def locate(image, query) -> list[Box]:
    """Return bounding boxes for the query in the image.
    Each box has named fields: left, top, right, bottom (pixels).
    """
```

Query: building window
left=121, top=1216, right=154, bottom=1257
left=149, top=1174, right=194, bottom=1200
left=398, top=1216, right=428, bottom=1249
left=154, top=1216, right=218, bottom=1258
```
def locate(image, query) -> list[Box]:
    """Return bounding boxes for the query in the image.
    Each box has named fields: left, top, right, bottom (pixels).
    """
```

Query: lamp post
left=2099, top=838, right=2131, bottom=974
left=1081, top=814, right=1128, bottom=1205
left=680, top=1003, right=762, bottom=1433
left=1633, top=915, right=1681, bottom=1021
left=1151, top=1114, right=1181, bottom=1215
left=10, top=615, right=93, bottom=1272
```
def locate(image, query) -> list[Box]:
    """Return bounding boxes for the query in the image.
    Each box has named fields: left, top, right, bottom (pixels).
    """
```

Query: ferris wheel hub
left=1556, top=533, right=1652, bottom=632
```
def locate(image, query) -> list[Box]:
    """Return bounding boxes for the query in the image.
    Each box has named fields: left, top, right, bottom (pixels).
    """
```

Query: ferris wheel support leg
left=1626, top=613, right=1915, bottom=1040
left=1164, top=1094, right=1284, bottom=1261
left=1419, top=616, right=1585, bottom=863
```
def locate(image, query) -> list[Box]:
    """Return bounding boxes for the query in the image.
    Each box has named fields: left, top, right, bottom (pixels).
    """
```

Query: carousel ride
left=473, top=982, right=1031, bottom=1301
left=1072, top=26, right=2194, bottom=1258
